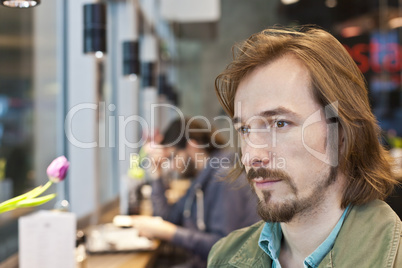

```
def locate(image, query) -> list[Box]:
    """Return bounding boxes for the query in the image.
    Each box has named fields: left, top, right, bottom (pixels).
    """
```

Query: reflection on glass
left=0, top=6, right=34, bottom=201
left=0, top=2, right=59, bottom=263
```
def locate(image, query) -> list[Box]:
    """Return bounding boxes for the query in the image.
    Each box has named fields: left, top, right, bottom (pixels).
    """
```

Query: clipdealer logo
left=64, top=101, right=340, bottom=166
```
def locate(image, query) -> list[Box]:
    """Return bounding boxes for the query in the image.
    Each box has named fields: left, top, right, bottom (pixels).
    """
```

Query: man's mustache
left=246, top=168, right=291, bottom=182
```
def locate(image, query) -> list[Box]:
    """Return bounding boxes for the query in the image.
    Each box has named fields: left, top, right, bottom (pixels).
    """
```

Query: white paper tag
left=19, top=210, right=76, bottom=268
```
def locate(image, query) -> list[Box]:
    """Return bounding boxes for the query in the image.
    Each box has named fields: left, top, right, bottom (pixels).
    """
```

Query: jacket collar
left=319, top=200, right=401, bottom=268
left=228, top=200, right=401, bottom=268
left=228, top=221, right=272, bottom=268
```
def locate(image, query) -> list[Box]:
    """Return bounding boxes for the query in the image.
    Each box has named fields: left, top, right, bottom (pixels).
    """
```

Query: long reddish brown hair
left=216, top=26, right=399, bottom=208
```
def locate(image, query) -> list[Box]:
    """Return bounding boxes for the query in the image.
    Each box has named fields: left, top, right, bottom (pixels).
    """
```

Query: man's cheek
left=302, top=125, right=327, bottom=155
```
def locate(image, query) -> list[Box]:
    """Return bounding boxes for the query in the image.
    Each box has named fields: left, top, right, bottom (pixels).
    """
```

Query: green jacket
left=208, top=200, right=402, bottom=267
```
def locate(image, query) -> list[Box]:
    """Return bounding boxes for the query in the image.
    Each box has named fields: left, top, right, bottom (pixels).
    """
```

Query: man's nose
left=241, top=151, right=271, bottom=169
left=241, top=130, right=272, bottom=168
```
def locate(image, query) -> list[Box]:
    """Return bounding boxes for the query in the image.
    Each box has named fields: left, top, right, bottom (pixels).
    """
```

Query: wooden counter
left=84, top=199, right=159, bottom=268
left=85, top=180, right=191, bottom=268
left=0, top=179, right=192, bottom=268
left=86, top=249, right=158, bottom=268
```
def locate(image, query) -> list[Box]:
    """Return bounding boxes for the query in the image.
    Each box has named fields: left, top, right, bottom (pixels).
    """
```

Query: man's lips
left=252, top=177, right=281, bottom=189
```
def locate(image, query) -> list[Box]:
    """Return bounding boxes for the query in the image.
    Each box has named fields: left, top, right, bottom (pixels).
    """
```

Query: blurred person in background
left=208, top=26, right=402, bottom=267
left=131, top=117, right=259, bottom=268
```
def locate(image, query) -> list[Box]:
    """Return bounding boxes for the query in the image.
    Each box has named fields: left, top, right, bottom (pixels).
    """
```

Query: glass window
left=0, top=7, right=34, bottom=199
left=0, top=1, right=61, bottom=262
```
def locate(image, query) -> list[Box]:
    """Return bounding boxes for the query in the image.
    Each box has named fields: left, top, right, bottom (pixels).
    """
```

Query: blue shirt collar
left=258, top=206, right=350, bottom=268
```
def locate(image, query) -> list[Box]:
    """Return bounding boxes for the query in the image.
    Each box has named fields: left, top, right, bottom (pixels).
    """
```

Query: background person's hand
left=142, top=142, right=167, bottom=179
left=131, top=215, right=177, bottom=241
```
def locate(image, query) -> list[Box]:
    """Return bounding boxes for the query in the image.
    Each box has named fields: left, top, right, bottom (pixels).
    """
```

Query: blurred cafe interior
left=0, top=0, right=402, bottom=267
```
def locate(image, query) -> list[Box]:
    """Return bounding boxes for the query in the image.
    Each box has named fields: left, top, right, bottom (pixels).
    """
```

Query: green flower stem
left=0, top=194, right=56, bottom=213
left=16, top=194, right=57, bottom=207
left=26, top=181, right=53, bottom=199
left=0, top=186, right=41, bottom=209
left=0, top=181, right=55, bottom=214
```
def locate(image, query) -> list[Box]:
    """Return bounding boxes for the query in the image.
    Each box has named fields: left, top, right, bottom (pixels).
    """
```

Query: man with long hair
left=208, top=26, right=401, bottom=267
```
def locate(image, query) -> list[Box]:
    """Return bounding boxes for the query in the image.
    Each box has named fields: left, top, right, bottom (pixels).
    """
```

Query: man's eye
left=237, top=126, right=250, bottom=135
left=274, top=120, right=288, bottom=128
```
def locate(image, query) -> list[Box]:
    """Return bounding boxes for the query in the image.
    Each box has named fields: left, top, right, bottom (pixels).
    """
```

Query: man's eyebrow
left=232, top=106, right=300, bottom=125
left=259, top=107, right=300, bottom=118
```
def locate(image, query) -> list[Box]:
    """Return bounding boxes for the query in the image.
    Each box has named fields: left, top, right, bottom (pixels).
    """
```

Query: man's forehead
left=232, top=56, right=319, bottom=123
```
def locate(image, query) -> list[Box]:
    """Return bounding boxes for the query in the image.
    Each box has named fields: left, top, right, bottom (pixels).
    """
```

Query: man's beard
left=247, top=167, right=337, bottom=223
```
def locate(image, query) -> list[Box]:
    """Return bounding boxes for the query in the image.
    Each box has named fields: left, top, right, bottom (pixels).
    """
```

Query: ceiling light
left=95, top=51, right=104, bottom=59
left=142, top=62, right=155, bottom=88
left=1, top=0, right=40, bottom=8
left=123, top=41, right=140, bottom=77
left=83, top=3, right=107, bottom=54
left=325, top=0, right=337, bottom=8
left=281, top=0, right=299, bottom=5
left=128, top=74, right=138, bottom=81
